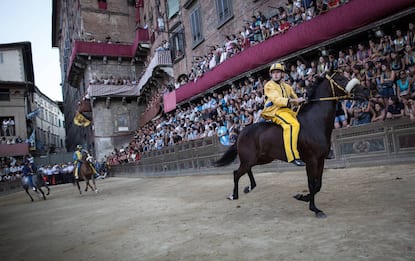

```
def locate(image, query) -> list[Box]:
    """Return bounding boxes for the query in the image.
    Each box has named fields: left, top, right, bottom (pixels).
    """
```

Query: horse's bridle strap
left=309, top=74, right=351, bottom=102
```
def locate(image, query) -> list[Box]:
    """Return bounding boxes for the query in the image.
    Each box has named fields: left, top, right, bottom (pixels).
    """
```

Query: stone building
left=0, top=41, right=66, bottom=159
left=32, top=88, right=66, bottom=154
left=52, top=0, right=414, bottom=160
left=0, top=42, right=35, bottom=157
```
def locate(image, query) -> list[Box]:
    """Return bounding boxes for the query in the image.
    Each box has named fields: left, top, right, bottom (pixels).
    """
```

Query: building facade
left=0, top=42, right=35, bottom=158
left=32, top=88, right=66, bottom=154
left=52, top=0, right=414, bottom=160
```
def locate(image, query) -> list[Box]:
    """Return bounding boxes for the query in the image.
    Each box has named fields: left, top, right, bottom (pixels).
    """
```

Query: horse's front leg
left=308, top=175, right=325, bottom=218
left=228, top=170, right=241, bottom=200
left=37, top=187, right=46, bottom=200
left=25, top=188, right=34, bottom=202
left=91, top=178, right=98, bottom=193
left=306, top=160, right=326, bottom=218
left=76, top=180, right=82, bottom=194
left=244, top=169, right=256, bottom=194
left=294, top=159, right=326, bottom=218
left=85, top=180, right=89, bottom=192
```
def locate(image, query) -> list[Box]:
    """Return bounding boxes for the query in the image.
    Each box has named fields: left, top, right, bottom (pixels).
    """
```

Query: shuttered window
left=216, top=0, right=233, bottom=26
left=170, top=27, right=185, bottom=61
left=190, top=6, right=203, bottom=47
left=167, top=0, right=180, bottom=19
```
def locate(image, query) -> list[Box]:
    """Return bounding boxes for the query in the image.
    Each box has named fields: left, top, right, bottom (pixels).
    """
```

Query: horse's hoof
left=293, top=194, right=302, bottom=200
left=95, top=189, right=98, bottom=193
left=293, top=194, right=310, bottom=202
left=315, top=212, right=327, bottom=219
left=227, top=194, right=238, bottom=200
left=244, top=186, right=251, bottom=193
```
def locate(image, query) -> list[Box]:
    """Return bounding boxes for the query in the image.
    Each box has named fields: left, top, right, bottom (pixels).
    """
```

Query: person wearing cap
left=22, top=160, right=37, bottom=190
left=73, top=145, right=83, bottom=179
left=261, top=63, right=306, bottom=166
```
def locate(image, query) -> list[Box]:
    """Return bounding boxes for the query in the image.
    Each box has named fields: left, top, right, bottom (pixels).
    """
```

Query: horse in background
left=21, top=171, right=50, bottom=202
left=215, top=73, right=369, bottom=218
left=74, top=152, right=98, bottom=195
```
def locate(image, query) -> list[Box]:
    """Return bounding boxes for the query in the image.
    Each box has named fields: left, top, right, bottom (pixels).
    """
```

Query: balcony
left=0, top=143, right=29, bottom=157
left=67, top=28, right=150, bottom=87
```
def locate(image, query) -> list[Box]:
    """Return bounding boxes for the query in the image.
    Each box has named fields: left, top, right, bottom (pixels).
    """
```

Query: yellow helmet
left=269, top=63, right=285, bottom=73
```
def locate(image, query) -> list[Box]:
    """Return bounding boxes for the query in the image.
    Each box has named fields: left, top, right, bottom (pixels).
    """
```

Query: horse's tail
left=214, top=143, right=238, bottom=167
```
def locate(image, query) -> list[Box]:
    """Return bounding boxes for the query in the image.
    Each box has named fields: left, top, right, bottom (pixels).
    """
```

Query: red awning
left=0, top=143, right=29, bottom=157
left=164, top=0, right=414, bottom=112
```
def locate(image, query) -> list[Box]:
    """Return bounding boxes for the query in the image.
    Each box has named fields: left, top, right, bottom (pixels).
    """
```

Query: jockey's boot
left=291, top=159, right=305, bottom=166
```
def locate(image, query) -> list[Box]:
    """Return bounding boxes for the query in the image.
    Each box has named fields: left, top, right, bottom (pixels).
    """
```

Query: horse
left=21, top=171, right=50, bottom=202
left=215, top=72, right=369, bottom=218
left=74, top=152, right=98, bottom=195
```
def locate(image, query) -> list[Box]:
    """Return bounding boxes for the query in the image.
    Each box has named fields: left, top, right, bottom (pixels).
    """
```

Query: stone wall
left=112, top=118, right=415, bottom=177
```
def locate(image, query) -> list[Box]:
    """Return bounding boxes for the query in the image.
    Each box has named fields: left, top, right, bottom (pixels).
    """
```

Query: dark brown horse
left=215, top=73, right=369, bottom=218
left=74, top=153, right=98, bottom=195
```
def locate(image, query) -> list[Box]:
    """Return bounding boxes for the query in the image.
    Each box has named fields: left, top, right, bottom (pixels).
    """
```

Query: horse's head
left=327, top=73, right=369, bottom=101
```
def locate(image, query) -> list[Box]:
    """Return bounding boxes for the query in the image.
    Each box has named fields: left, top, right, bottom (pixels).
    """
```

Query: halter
left=294, top=73, right=356, bottom=115
left=307, top=73, right=353, bottom=102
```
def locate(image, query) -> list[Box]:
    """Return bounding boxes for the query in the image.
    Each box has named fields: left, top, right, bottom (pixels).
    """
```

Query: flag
left=26, top=108, right=41, bottom=119
left=74, top=112, right=91, bottom=127
left=28, top=130, right=36, bottom=150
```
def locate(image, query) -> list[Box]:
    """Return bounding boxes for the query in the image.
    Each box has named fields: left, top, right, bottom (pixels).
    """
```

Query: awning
left=137, top=50, right=173, bottom=93
left=164, top=0, right=414, bottom=112
left=0, top=143, right=29, bottom=157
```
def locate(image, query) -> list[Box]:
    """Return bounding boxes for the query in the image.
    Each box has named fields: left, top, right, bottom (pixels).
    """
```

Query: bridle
left=307, top=73, right=355, bottom=102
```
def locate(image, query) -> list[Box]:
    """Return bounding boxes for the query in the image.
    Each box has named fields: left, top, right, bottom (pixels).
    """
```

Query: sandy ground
left=0, top=164, right=414, bottom=261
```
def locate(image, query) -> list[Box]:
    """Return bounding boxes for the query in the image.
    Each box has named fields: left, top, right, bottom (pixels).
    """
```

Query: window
left=0, top=52, right=3, bottom=64
left=98, top=0, right=107, bottom=10
left=167, top=0, right=180, bottom=19
left=117, top=114, right=129, bottom=131
left=216, top=0, right=233, bottom=26
left=0, top=88, right=10, bottom=101
left=170, top=26, right=185, bottom=61
left=190, top=6, right=203, bottom=47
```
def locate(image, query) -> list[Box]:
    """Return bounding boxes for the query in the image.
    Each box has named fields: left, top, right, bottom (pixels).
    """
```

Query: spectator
left=386, top=96, right=404, bottom=119
left=371, top=102, right=385, bottom=122
left=334, top=100, right=348, bottom=128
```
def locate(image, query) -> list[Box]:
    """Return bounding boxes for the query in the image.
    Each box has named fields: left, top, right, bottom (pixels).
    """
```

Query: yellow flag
left=74, top=112, right=91, bottom=127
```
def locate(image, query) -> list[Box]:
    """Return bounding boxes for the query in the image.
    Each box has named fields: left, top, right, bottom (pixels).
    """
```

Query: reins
left=294, top=73, right=353, bottom=115
left=307, top=73, right=352, bottom=102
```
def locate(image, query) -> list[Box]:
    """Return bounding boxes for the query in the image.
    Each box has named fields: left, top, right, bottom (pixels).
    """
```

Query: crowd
left=105, top=18, right=415, bottom=166
left=175, top=0, right=347, bottom=88
left=88, top=75, right=138, bottom=86
left=0, top=154, right=109, bottom=185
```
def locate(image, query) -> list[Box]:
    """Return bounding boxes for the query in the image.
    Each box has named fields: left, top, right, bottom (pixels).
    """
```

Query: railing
left=0, top=143, right=29, bottom=157
left=112, top=118, right=415, bottom=177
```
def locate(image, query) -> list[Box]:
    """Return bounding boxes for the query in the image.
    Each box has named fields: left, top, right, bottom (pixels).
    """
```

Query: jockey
left=73, top=145, right=98, bottom=179
left=261, top=63, right=306, bottom=166
left=22, top=160, right=37, bottom=190
left=73, top=145, right=83, bottom=179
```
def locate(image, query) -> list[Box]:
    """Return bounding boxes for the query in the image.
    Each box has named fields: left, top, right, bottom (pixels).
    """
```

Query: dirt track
left=0, top=164, right=414, bottom=261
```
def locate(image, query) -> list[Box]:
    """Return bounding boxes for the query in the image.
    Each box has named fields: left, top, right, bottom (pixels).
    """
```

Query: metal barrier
left=0, top=180, right=22, bottom=196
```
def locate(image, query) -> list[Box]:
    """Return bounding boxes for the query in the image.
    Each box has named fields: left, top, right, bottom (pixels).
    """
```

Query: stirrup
left=291, top=159, right=305, bottom=166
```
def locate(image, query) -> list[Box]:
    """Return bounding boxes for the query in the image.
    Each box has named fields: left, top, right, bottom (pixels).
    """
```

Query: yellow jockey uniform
left=73, top=145, right=83, bottom=179
left=261, top=63, right=305, bottom=166
left=73, top=145, right=98, bottom=179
